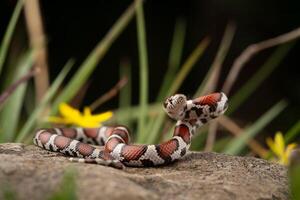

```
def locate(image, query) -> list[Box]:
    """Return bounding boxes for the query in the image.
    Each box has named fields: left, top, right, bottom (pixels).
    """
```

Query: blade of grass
left=1, top=51, right=27, bottom=91
left=166, top=37, right=210, bottom=97
left=285, top=120, right=300, bottom=143
left=227, top=42, right=294, bottom=115
left=156, top=18, right=186, bottom=101
left=49, top=168, right=77, bottom=200
left=89, top=77, right=127, bottom=111
left=2, top=182, right=16, bottom=200
left=0, top=51, right=33, bottom=142
left=24, top=0, right=49, bottom=103
left=196, top=23, right=236, bottom=151
left=204, top=121, right=218, bottom=151
left=289, top=164, right=300, bottom=200
left=118, top=59, right=132, bottom=127
left=16, top=59, right=74, bottom=142
left=163, top=129, right=175, bottom=142
left=51, top=1, right=139, bottom=114
left=135, top=0, right=149, bottom=142
left=223, top=100, right=288, bottom=155
left=0, top=0, right=24, bottom=75
left=113, top=103, right=160, bottom=123
left=143, top=38, right=210, bottom=144
left=218, top=115, right=269, bottom=158
left=70, top=81, right=91, bottom=108
left=222, top=26, right=300, bottom=94
left=190, top=130, right=208, bottom=150
left=144, top=18, right=186, bottom=140
left=119, top=59, right=131, bottom=109
left=212, top=136, right=232, bottom=152
left=23, top=80, right=35, bottom=115
left=194, top=22, right=235, bottom=97
left=0, top=68, right=37, bottom=110
left=161, top=121, right=175, bottom=141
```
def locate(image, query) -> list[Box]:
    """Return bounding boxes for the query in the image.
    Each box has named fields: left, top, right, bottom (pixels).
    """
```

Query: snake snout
left=164, top=94, right=187, bottom=120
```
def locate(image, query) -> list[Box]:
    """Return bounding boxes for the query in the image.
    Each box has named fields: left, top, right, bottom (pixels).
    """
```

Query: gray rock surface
left=0, top=143, right=288, bottom=200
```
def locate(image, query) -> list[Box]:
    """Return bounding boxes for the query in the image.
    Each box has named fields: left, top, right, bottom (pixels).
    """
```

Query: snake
left=33, top=92, right=228, bottom=169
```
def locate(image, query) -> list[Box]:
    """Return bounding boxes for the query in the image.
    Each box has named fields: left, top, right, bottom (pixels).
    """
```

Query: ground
left=0, top=143, right=289, bottom=200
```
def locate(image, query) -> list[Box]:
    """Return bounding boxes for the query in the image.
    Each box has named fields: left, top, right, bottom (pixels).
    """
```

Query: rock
left=0, top=143, right=288, bottom=200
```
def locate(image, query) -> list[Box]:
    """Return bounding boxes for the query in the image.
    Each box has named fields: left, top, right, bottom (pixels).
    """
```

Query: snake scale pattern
left=33, top=92, right=228, bottom=169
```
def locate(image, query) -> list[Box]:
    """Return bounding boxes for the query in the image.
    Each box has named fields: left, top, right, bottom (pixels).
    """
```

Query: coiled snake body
left=33, top=92, right=228, bottom=169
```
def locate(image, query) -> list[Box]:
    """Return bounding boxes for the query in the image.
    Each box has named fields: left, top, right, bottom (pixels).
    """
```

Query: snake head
left=163, top=94, right=187, bottom=120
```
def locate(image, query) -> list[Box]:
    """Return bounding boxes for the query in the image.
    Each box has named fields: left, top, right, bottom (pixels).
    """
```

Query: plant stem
left=24, top=0, right=49, bottom=103
left=89, top=77, right=128, bottom=111
left=51, top=1, right=138, bottom=114
left=222, top=26, right=300, bottom=94
left=135, top=0, right=149, bottom=141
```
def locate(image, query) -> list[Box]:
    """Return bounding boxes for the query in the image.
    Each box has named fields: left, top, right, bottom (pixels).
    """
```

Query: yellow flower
left=266, top=132, right=297, bottom=165
left=48, top=103, right=113, bottom=128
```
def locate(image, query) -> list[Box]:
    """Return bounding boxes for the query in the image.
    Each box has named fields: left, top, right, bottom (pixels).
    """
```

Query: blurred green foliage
left=48, top=169, right=77, bottom=200
left=290, top=164, right=300, bottom=200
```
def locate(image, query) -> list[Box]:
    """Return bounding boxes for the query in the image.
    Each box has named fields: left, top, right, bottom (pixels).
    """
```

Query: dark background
left=0, top=0, right=299, bottom=134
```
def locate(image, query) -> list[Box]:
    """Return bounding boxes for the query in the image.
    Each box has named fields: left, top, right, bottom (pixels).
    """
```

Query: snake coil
left=34, top=92, right=228, bottom=169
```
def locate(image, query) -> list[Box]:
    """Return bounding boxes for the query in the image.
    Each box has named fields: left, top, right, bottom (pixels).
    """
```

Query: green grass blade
left=167, top=37, right=210, bottom=97
left=51, top=1, right=138, bottom=114
left=227, top=42, right=294, bottom=115
left=290, top=164, right=300, bottom=200
left=119, top=60, right=132, bottom=109
left=162, top=126, right=175, bottom=142
left=2, top=183, right=16, bottom=200
left=113, top=103, right=161, bottom=123
left=16, top=59, right=74, bottom=142
left=156, top=18, right=186, bottom=101
left=143, top=38, right=210, bottom=144
left=223, top=100, right=288, bottom=155
left=0, top=0, right=24, bottom=75
left=285, top=120, right=300, bottom=143
left=0, top=69, right=36, bottom=112
left=118, top=59, right=132, bottom=128
left=135, top=0, right=149, bottom=142
left=190, top=130, right=208, bottom=150
left=49, top=168, right=77, bottom=200
left=213, top=136, right=232, bottom=152
left=142, top=113, right=165, bottom=143
left=0, top=51, right=33, bottom=142
left=23, top=81, right=35, bottom=115
left=143, top=18, right=186, bottom=143
left=194, top=23, right=235, bottom=96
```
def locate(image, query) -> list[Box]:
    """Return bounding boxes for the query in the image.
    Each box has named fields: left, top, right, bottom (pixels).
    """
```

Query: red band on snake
left=33, top=92, right=228, bottom=169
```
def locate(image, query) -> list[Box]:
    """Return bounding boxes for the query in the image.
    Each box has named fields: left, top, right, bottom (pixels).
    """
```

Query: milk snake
left=33, top=92, right=228, bottom=169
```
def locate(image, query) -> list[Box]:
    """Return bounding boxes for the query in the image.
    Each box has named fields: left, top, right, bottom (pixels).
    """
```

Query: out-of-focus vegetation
left=48, top=169, right=77, bottom=200
left=0, top=0, right=299, bottom=161
left=0, top=0, right=299, bottom=199
left=266, top=132, right=297, bottom=166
